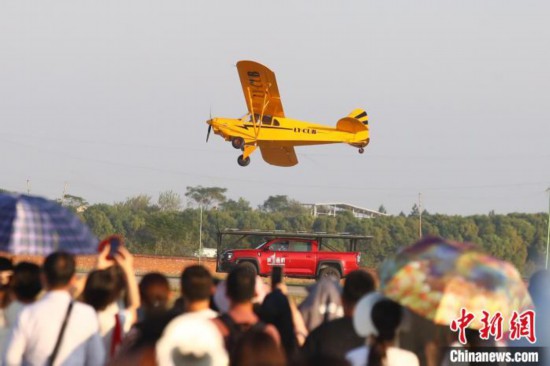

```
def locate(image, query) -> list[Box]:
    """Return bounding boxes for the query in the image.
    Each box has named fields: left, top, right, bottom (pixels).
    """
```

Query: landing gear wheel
left=232, top=137, right=245, bottom=149
left=358, top=148, right=365, bottom=154
left=237, top=154, right=250, bottom=167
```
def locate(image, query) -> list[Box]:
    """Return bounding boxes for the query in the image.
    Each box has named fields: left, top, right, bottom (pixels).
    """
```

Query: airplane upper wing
left=237, top=60, right=285, bottom=118
left=259, top=145, right=298, bottom=167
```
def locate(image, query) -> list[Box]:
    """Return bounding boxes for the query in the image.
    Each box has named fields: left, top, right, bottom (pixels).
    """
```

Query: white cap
left=156, top=314, right=229, bottom=366
left=352, top=292, right=384, bottom=337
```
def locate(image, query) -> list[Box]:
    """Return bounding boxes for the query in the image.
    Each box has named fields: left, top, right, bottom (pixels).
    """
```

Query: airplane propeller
left=206, top=109, right=213, bottom=143
left=206, top=124, right=212, bottom=142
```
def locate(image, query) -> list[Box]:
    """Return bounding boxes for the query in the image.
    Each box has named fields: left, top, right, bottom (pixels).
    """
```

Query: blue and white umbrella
left=0, top=193, right=98, bottom=255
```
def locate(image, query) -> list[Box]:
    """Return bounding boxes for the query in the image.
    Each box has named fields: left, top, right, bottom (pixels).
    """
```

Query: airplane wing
left=259, top=145, right=298, bottom=167
left=237, top=60, right=285, bottom=118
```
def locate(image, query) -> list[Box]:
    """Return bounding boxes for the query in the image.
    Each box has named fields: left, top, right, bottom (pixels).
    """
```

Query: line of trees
left=46, top=186, right=546, bottom=276
left=3, top=186, right=547, bottom=274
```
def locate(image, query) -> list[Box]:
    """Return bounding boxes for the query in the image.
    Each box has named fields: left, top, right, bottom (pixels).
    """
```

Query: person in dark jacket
left=301, top=270, right=376, bottom=363
left=260, top=269, right=298, bottom=361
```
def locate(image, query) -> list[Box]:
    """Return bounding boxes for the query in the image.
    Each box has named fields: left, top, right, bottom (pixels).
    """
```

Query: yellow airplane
left=206, top=60, right=370, bottom=167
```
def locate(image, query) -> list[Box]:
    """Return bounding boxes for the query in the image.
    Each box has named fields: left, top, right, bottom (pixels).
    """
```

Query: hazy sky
left=1, top=1, right=549, bottom=215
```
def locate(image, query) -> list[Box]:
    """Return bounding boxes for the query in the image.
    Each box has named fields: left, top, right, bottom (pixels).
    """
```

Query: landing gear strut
left=358, top=148, right=365, bottom=154
left=237, top=154, right=250, bottom=167
left=232, top=137, right=245, bottom=149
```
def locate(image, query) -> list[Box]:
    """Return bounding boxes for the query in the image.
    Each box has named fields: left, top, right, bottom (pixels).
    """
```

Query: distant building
left=194, top=247, right=217, bottom=258
left=301, top=202, right=387, bottom=219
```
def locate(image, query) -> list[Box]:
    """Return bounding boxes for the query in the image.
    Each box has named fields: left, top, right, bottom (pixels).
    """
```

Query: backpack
left=217, top=313, right=267, bottom=355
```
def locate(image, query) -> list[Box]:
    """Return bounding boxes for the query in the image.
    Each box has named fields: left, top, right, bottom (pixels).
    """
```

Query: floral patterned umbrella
left=379, top=236, right=532, bottom=329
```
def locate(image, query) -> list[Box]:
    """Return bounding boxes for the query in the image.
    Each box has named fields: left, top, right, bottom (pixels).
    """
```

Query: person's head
left=156, top=316, right=228, bottom=366
left=0, top=257, right=14, bottom=307
left=367, top=299, right=402, bottom=366
left=82, top=269, right=121, bottom=311
left=12, top=262, right=42, bottom=303
left=528, top=269, right=550, bottom=308
left=371, top=299, right=402, bottom=342
left=0, top=256, right=14, bottom=289
left=342, top=270, right=376, bottom=314
left=139, top=272, right=171, bottom=315
left=231, top=329, right=286, bottom=366
left=226, top=265, right=256, bottom=305
left=180, top=265, right=213, bottom=303
left=42, top=251, right=76, bottom=290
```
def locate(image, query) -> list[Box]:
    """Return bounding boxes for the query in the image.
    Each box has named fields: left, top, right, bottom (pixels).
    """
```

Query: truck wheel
left=318, top=266, right=341, bottom=281
left=238, top=261, right=258, bottom=275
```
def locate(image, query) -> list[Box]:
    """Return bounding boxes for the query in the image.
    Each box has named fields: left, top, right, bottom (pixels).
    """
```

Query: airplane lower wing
left=259, top=145, right=298, bottom=167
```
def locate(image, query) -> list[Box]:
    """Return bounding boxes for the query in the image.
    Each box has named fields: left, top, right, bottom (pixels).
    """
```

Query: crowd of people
left=0, top=243, right=548, bottom=366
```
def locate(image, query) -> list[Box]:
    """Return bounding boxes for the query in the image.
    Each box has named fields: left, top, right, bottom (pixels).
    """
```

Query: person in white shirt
left=0, top=261, right=43, bottom=353
left=178, top=265, right=218, bottom=319
left=3, top=251, right=105, bottom=366
left=346, top=293, right=419, bottom=366
left=0, top=257, right=14, bottom=349
left=3, top=262, right=42, bottom=329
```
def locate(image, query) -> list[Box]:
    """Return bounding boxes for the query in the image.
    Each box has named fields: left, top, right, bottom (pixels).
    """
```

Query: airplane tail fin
left=347, top=108, right=368, bottom=125
left=336, top=108, right=369, bottom=133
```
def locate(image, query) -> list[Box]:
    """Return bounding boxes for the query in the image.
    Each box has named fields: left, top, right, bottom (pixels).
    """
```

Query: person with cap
left=346, top=293, right=419, bottom=366
left=301, top=270, right=376, bottom=363
left=156, top=315, right=229, bottom=366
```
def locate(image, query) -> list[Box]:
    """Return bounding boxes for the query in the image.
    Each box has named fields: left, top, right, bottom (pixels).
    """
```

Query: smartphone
left=109, top=236, right=121, bottom=259
left=271, top=266, right=283, bottom=288
left=98, top=234, right=123, bottom=260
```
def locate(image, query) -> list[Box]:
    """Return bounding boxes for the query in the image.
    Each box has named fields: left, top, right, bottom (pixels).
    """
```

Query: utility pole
left=418, top=193, right=423, bottom=238
left=26, top=179, right=31, bottom=195
left=546, top=187, right=549, bottom=270
left=199, top=204, right=203, bottom=265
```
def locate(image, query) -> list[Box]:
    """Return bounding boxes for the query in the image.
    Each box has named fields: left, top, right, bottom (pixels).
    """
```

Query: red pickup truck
left=217, top=237, right=361, bottom=280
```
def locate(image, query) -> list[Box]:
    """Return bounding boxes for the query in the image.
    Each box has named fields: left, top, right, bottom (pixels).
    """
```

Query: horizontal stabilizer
left=335, top=118, right=365, bottom=133
left=336, top=109, right=369, bottom=133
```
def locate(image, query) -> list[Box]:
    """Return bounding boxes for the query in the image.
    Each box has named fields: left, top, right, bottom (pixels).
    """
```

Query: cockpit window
left=251, top=114, right=273, bottom=125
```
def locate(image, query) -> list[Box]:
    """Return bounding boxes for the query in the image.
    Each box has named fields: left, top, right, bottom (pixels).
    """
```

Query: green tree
left=221, top=198, right=252, bottom=212
left=157, top=190, right=182, bottom=212
left=60, top=194, right=88, bottom=213
left=409, top=204, right=420, bottom=217
left=82, top=205, right=115, bottom=239
left=260, top=195, right=306, bottom=215
left=121, top=195, right=153, bottom=212
left=185, top=186, right=227, bottom=208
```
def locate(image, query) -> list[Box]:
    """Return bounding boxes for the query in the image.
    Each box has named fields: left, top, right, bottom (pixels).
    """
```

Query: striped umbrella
left=0, top=193, right=98, bottom=255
